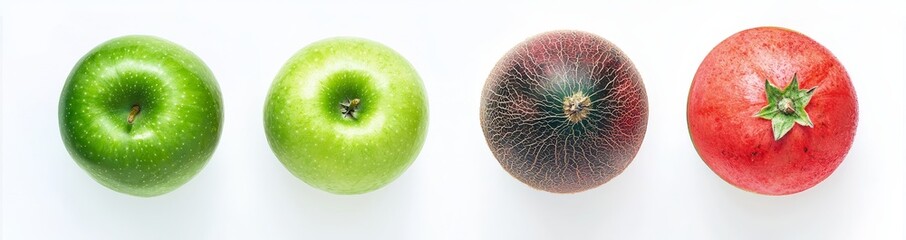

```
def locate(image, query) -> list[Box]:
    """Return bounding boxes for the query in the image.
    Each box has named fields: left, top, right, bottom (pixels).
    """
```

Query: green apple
left=264, top=37, right=429, bottom=194
left=59, top=35, right=223, bottom=197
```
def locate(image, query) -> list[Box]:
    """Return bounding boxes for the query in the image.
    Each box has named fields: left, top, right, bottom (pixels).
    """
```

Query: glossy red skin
left=688, top=27, right=857, bottom=195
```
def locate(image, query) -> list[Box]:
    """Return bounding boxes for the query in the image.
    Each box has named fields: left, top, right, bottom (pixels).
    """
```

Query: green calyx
left=754, top=74, right=817, bottom=140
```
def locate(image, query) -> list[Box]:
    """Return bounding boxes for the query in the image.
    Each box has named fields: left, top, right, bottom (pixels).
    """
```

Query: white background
left=1, top=1, right=904, bottom=239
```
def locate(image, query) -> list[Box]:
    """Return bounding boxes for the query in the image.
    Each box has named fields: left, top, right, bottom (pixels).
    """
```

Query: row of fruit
left=58, top=26, right=857, bottom=197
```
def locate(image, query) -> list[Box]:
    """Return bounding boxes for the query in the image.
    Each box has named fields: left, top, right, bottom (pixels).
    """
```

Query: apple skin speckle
left=264, top=37, right=429, bottom=195
left=59, top=35, right=223, bottom=197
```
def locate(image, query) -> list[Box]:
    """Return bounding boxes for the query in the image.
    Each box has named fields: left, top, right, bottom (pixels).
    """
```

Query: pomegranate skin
left=688, top=27, right=858, bottom=195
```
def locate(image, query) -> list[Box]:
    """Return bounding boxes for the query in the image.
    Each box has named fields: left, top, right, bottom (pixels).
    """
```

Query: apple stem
left=340, top=98, right=361, bottom=119
left=128, top=104, right=141, bottom=124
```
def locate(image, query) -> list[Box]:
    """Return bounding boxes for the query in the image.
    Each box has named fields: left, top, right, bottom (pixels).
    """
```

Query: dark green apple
left=59, top=35, right=223, bottom=197
left=264, top=37, right=428, bottom=194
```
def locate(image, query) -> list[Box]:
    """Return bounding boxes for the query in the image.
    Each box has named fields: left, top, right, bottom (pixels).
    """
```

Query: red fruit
left=688, top=27, right=858, bottom=195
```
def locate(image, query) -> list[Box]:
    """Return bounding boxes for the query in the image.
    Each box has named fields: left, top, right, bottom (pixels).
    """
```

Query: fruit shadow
left=483, top=173, right=651, bottom=238
left=60, top=174, right=219, bottom=239
left=268, top=170, right=419, bottom=237
left=698, top=164, right=858, bottom=239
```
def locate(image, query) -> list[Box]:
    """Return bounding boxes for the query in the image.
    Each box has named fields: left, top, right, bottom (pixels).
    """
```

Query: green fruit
left=59, top=35, right=223, bottom=197
left=264, top=37, right=428, bottom=194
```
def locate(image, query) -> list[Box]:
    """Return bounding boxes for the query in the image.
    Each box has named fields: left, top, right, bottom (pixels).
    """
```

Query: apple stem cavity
left=128, top=104, right=141, bottom=124
left=340, top=98, right=361, bottom=119
left=563, top=91, right=592, bottom=123
left=754, top=73, right=817, bottom=140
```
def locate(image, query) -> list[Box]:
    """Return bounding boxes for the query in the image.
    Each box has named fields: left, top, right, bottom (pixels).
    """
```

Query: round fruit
left=59, top=35, right=223, bottom=197
left=687, top=27, right=857, bottom=195
left=480, top=30, right=649, bottom=193
left=264, top=37, right=428, bottom=195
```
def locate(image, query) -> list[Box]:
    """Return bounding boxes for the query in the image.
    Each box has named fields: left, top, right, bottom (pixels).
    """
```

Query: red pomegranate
left=688, top=27, right=858, bottom=195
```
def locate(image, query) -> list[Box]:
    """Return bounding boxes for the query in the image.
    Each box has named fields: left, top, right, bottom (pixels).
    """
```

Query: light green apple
left=59, top=35, right=223, bottom=197
left=264, top=37, right=428, bottom=194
